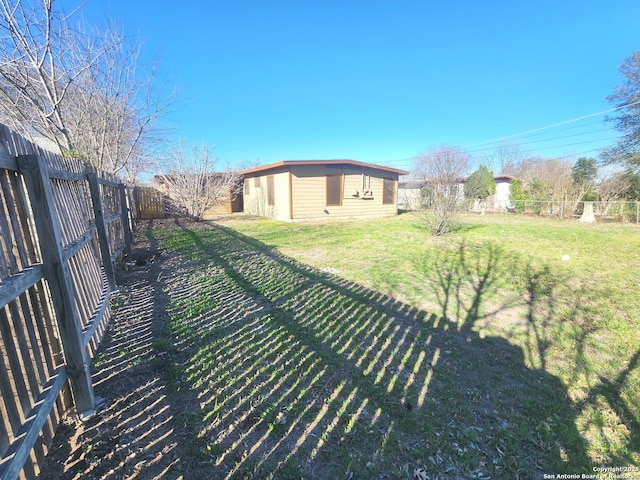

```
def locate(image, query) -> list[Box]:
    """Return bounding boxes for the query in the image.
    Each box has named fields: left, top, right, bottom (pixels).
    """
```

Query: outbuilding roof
left=240, top=159, right=409, bottom=176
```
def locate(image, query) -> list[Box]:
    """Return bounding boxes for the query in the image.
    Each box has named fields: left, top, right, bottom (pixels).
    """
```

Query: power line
left=382, top=134, right=617, bottom=167
left=516, top=136, right=618, bottom=153
left=463, top=101, right=640, bottom=149
left=379, top=103, right=636, bottom=169
left=509, top=144, right=617, bottom=164
left=465, top=128, right=614, bottom=154
left=555, top=145, right=615, bottom=161
left=495, top=118, right=606, bottom=140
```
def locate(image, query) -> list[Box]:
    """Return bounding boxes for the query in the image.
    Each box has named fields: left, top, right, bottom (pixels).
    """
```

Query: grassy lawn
left=145, top=213, right=639, bottom=478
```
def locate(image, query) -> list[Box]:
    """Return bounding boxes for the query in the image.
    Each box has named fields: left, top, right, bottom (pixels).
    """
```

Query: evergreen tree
left=602, top=52, right=640, bottom=169
left=464, top=165, right=496, bottom=199
left=571, top=157, right=598, bottom=185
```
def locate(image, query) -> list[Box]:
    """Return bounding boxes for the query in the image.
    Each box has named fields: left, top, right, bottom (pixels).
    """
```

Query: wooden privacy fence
left=0, top=125, right=133, bottom=480
left=134, top=186, right=166, bottom=219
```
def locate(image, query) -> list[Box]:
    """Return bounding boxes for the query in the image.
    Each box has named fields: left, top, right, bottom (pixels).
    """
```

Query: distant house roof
left=460, top=174, right=519, bottom=183
left=493, top=175, right=518, bottom=182
left=240, top=159, right=409, bottom=176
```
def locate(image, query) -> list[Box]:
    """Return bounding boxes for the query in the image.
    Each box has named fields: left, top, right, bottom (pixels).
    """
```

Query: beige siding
left=202, top=197, right=233, bottom=218
left=199, top=188, right=243, bottom=219
left=243, top=169, right=291, bottom=220
left=290, top=165, right=398, bottom=220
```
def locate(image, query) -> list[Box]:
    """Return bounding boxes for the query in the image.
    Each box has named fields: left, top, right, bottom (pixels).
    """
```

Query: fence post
left=87, top=167, right=117, bottom=291
left=17, top=155, right=95, bottom=416
left=118, top=184, right=132, bottom=256
left=133, top=185, right=141, bottom=220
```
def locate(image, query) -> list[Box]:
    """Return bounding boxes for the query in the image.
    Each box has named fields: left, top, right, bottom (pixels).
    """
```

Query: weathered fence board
left=135, top=186, right=166, bottom=219
left=119, top=185, right=133, bottom=254
left=17, top=154, right=97, bottom=418
left=0, top=267, right=42, bottom=310
left=0, top=124, right=135, bottom=480
left=0, top=371, right=67, bottom=480
left=88, top=169, right=117, bottom=290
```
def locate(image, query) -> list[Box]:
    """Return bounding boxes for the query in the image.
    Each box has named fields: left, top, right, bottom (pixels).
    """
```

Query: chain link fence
left=497, top=200, right=640, bottom=224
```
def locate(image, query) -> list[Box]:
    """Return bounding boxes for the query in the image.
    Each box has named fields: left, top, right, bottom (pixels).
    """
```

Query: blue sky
left=74, top=0, right=639, bottom=173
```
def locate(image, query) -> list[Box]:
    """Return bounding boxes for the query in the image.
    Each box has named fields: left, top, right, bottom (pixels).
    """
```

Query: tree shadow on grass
left=147, top=220, right=592, bottom=479
left=423, top=241, right=511, bottom=334
left=420, top=238, right=640, bottom=469
left=520, top=261, right=640, bottom=467
left=421, top=242, right=566, bottom=368
left=590, top=348, right=640, bottom=458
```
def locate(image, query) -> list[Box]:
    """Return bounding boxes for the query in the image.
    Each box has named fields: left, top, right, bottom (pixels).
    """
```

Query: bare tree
left=537, top=159, right=575, bottom=202
left=598, top=170, right=631, bottom=216
left=412, top=145, right=470, bottom=235
left=157, top=142, right=241, bottom=221
left=507, top=156, right=592, bottom=216
left=482, top=142, right=525, bottom=176
left=511, top=157, right=577, bottom=200
left=0, top=0, right=174, bottom=181
left=61, top=22, right=173, bottom=181
left=599, top=170, right=631, bottom=201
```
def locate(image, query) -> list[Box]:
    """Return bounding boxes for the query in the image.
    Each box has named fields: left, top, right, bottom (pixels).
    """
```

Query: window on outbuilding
left=383, top=178, right=395, bottom=205
left=267, top=175, right=275, bottom=206
left=326, top=174, right=342, bottom=206
left=244, top=178, right=250, bottom=195
left=254, top=176, right=261, bottom=188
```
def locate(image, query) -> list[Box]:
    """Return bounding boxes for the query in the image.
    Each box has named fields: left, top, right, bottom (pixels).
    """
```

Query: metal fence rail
left=0, top=125, right=134, bottom=480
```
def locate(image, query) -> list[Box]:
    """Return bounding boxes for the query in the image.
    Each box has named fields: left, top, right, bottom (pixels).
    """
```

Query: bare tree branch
left=482, top=142, right=526, bottom=176
left=156, top=142, right=241, bottom=221
left=412, top=145, right=470, bottom=235
left=0, top=0, right=176, bottom=181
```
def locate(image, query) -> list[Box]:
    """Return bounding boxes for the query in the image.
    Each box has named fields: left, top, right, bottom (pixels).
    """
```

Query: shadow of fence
left=155, top=221, right=591, bottom=478
left=37, top=223, right=181, bottom=479
left=40, top=219, right=640, bottom=478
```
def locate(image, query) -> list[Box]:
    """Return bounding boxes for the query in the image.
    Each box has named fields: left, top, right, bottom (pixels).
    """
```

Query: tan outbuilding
left=240, top=160, right=408, bottom=221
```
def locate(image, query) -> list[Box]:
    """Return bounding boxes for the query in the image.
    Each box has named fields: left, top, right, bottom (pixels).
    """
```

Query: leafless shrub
left=412, top=145, right=471, bottom=235
left=156, top=142, right=241, bottom=221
